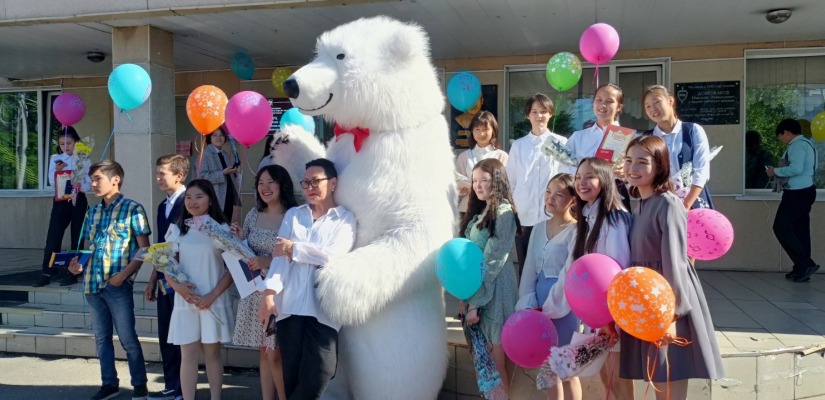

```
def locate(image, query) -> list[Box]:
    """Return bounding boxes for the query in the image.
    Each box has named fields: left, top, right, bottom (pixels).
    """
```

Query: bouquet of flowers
left=536, top=334, right=613, bottom=390
left=136, top=242, right=224, bottom=325
left=71, top=137, right=94, bottom=205
left=466, top=324, right=508, bottom=400
left=185, top=215, right=256, bottom=261
left=671, top=145, right=723, bottom=205
left=541, top=134, right=579, bottom=167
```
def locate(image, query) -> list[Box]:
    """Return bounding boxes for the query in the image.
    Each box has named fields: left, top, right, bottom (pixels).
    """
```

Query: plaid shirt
left=81, top=194, right=151, bottom=294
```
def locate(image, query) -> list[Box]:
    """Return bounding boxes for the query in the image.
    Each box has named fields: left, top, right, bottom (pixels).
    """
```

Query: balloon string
left=234, top=147, right=247, bottom=225
left=604, top=350, right=616, bottom=400
left=99, top=125, right=116, bottom=162
left=195, top=134, right=205, bottom=177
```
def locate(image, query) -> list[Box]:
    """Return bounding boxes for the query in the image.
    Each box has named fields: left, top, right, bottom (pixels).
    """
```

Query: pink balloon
left=53, top=93, right=86, bottom=126
left=687, top=209, right=734, bottom=261
left=225, top=91, right=273, bottom=147
left=502, top=309, right=557, bottom=368
left=579, top=23, right=620, bottom=65
left=565, top=253, right=622, bottom=328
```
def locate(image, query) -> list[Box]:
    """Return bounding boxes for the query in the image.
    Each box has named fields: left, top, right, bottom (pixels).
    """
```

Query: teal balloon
left=436, top=238, right=485, bottom=300
left=231, top=52, right=255, bottom=80
left=545, top=52, right=582, bottom=92
left=108, top=64, right=152, bottom=111
left=447, top=72, right=482, bottom=112
left=279, top=108, right=315, bottom=133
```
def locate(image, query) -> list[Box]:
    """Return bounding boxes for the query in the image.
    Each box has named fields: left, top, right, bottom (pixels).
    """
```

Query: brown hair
left=89, top=160, right=125, bottom=188
left=156, top=154, right=190, bottom=177
left=572, top=157, right=631, bottom=260
left=460, top=158, right=522, bottom=238
left=524, top=93, right=555, bottom=116
left=545, top=173, right=578, bottom=219
left=625, top=135, right=673, bottom=198
left=468, top=111, right=500, bottom=149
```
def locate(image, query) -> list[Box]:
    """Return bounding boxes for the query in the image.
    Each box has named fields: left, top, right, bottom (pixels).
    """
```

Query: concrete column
left=111, top=26, right=176, bottom=281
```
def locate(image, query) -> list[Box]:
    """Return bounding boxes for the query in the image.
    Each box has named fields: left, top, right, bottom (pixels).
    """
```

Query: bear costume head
left=283, top=16, right=444, bottom=132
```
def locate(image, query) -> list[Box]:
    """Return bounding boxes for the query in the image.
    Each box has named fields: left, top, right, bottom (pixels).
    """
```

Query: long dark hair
left=56, top=126, right=81, bottom=154
left=256, top=165, right=298, bottom=212
left=178, top=179, right=227, bottom=235
left=572, top=157, right=631, bottom=260
left=625, top=135, right=674, bottom=198
left=459, top=158, right=522, bottom=238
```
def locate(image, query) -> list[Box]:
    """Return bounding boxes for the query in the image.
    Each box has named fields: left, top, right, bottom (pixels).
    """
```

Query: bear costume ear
left=384, top=24, right=428, bottom=64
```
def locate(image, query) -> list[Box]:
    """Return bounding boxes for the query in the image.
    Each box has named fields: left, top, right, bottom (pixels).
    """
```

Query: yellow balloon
left=812, top=112, right=825, bottom=142
left=271, top=67, right=293, bottom=98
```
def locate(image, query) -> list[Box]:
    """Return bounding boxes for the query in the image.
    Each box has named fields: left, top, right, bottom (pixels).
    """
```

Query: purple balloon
left=502, top=309, right=557, bottom=368
left=565, top=253, right=622, bottom=328
left=579, top=23, right=620, bottom=65
left=225, top=91, right=273, bottom=147
left=53, top=93, right=86, bottom=126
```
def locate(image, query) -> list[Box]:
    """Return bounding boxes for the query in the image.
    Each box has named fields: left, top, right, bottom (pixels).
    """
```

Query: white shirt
left=507, top=130, right=567, bottom=226
left=516, top=221, right=576, bottom=311
left=260, top=204, right=357, bottom=331
left=541, top=200, right=631, bottom=319
left=165, top=186, right=186, bottom=218
left=455, top=145, right=509, bottom=212
left=648, top=120, right=710, bottom=187
left=47, top=153, right=92, bottom=192
left=563, top=122, right=620, bottom=174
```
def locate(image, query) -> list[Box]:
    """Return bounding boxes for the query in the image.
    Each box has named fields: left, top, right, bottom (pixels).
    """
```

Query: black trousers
left=514, top=225, right=534, bottom=283
left=156, top=278, right=181, bottom=395
left=773, top=185, right=817, bottom=274
left=41, top=194, right=88, bottom=275
left=276, top=316, right=338, bottom=400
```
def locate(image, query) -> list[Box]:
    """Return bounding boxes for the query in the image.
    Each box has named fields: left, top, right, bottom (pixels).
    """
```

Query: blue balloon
left=447, top=72, right=482, bottom=112
left=436, top=238, right=484, bottom=300
left=279, top=108, right=315, bottom=133
left=231, top=52, right=255, bottom=80
left=108, top=64, right=152, bottom=111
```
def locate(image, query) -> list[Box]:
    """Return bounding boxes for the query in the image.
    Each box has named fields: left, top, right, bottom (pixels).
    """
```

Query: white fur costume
left=273, top=16, right=456, bottom=400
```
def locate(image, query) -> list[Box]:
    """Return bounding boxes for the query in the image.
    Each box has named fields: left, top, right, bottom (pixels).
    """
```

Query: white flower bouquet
left=71, top=137, right=94, bottom=204
left=185, top=215, right=256, bottom=261
left=136, top=242, right=224, bottom=325
left=541, top=134, right=579, bottom=167
left=536, top=334, right=613, bottom=390
left=671, top=145, right=723, bottom=205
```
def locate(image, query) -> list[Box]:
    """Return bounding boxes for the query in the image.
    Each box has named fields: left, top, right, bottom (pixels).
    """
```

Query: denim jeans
left=85, top=282, right=148, bottom=387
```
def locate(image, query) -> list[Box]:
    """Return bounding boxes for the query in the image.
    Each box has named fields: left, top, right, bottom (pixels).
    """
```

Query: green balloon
left=545, top=52, right=582, bottom=92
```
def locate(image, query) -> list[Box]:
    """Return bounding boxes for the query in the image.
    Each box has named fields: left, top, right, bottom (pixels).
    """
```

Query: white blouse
left=649, top=120, right=710, bottom=187
left=455, top=145, right=509, bottom=212
left=516, top=221, right=576, bottom=311
left=47, top=153, right=92, bottom=192
left=563, top=122, right=620, bottom=174
left=506, top=130, right=567, bottom=226
left=260, top=204, right=357, bottom=331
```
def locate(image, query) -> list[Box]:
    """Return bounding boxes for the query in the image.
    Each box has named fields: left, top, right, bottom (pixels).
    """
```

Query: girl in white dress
left=166, top=179, right=235, bottom=400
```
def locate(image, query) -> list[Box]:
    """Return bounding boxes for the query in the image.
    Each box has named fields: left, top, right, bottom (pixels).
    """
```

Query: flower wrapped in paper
left=671, top=145, right=723, bottom=207
left=70, top=136, right=94, bottom=204
left=541, top=134, right=579, bottom=167
left=184, top=215, right=256, bottom=261
left=536, top=334, right=613, bottom=390
left=466, top=324, right=507, bottom=400
left=136, top=242, right=225, bottom=325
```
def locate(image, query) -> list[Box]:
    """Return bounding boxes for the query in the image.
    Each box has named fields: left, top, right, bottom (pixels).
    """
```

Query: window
left=504, top=60, right=667, bottom=150
left=745, top=50, right=825, bottom=190
left=0, top=91, right=40, bottom=190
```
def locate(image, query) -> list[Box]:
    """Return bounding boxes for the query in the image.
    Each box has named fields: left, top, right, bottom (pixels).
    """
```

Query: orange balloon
left=186, top=85, right=228, bottom=135
left=607, top=267, right=675, bottom=343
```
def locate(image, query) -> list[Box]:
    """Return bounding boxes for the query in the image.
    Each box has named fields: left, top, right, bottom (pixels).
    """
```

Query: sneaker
left=90, top=384, right=120, bottom=400
left=60, top=273, right=79, bottom=286
left=794, top=265, right=820, bottom=283
left=785, top=271, right=799, bottom=280
left=132, top=384, right=148, bottom=400
left=147, top=388, right=175, bottom=400
left=32, top=275, right=51, bottom=287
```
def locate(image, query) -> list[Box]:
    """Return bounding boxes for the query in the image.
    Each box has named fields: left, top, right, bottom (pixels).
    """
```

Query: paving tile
left=711, top=311, right=761, bottom=330
left=35, top=335, right=66, bottom=356
left=771, top=301, right=819, bottom=310
left=711, top=357, right=756, bottom=400
left=6, top=335, right=36, bottom=354
left=756, top=353, right=794, bottom=399
left=455, top=346, right=479, bottom=396
left=793, top=352, right=825, bottom=399
left=442, top=345, right=456, bottom=393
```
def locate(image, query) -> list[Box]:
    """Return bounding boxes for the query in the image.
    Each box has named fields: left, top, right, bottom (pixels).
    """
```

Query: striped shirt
left=81, top=194, right=151, bottom=294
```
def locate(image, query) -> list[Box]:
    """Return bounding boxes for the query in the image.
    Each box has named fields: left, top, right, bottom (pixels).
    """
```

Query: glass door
left=616, top=66, right=662, bottom=131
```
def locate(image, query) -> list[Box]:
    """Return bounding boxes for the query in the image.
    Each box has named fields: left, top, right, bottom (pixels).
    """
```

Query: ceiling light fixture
left=766, top=9, right=792, bottom=24
left=86, top=52, right=106, bottom=63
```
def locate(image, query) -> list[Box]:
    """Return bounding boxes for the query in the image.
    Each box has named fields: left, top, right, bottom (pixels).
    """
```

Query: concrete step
left=0, top=283, right=155, bottom=311
left=0, top=302, right=159, bottom=334
left=0, top=325, right=260, bottom=369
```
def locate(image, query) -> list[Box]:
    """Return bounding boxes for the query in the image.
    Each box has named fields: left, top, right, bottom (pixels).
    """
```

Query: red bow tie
left=334, top=124, right=370, bottom=152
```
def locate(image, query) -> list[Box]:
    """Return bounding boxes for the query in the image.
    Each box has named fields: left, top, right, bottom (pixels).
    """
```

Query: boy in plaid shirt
left=69, top=160, right=151, bottom=400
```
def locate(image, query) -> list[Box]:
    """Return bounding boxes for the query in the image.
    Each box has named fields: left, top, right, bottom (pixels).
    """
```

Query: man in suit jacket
left=146, top=155, right=188, bottom=400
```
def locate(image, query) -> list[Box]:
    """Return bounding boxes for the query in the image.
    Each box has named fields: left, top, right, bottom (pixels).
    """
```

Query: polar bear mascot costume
left=273, top=16, right=456, bottom=400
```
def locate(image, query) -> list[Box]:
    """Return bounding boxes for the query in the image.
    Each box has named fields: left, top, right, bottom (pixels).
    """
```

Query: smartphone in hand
left=264, top=314, right=277, bottom=337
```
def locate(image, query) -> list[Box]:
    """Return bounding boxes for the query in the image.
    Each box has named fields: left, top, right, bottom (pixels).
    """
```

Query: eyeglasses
left=300, top=177, right=330, bottom=189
